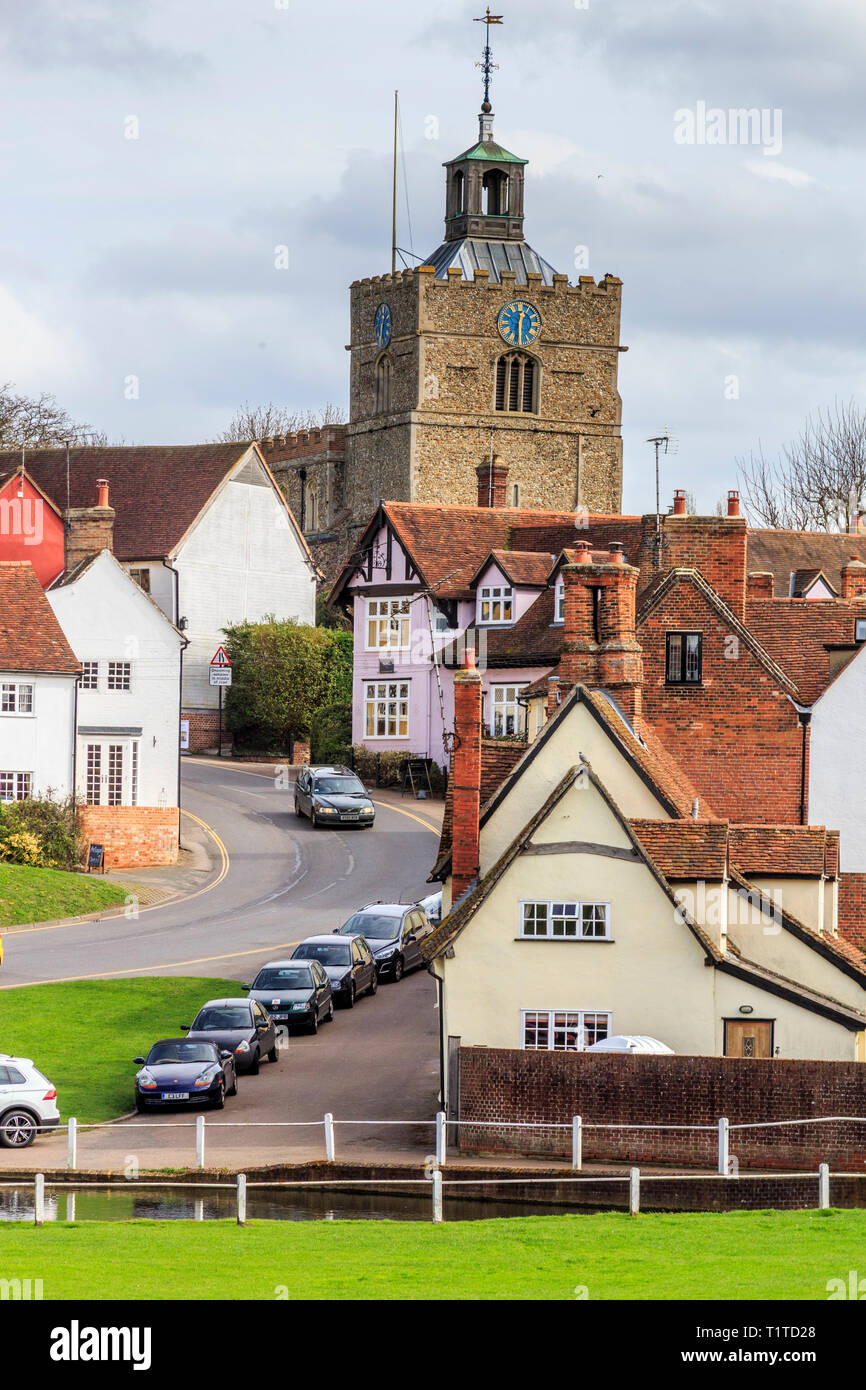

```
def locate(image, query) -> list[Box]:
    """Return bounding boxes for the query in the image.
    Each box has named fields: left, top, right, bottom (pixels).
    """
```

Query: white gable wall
left=0, top=671, right=75, bottom=800
left=810, top=646, right=866, bottom=873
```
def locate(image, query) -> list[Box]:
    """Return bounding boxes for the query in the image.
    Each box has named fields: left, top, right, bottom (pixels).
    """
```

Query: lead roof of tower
left=423, top=235, right=557, bottom=284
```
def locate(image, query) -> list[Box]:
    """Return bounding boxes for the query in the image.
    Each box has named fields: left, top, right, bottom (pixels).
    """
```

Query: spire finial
left=474, top=8, right=503, bottom=112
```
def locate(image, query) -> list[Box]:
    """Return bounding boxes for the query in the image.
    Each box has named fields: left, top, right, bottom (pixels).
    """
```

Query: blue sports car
left=133, top=1039, right=238, bottom=1111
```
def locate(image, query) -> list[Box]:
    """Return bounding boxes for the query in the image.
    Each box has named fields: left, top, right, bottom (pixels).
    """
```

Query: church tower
left=344, top=14, right=624, bottom=539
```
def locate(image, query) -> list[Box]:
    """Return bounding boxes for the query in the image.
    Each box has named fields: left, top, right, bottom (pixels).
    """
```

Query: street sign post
left=209, top=647, right=233, bottom=757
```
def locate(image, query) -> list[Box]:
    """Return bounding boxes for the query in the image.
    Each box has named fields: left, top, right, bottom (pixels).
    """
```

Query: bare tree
left=0, top=382, right=107, bottom=450
left=215, top=401, right=346, bottom=443
left=737, top=399, right=866, bottom=531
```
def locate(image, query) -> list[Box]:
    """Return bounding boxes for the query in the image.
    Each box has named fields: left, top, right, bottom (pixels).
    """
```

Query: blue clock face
left=374, top=302, right=392, bottom=349
left=497, top=300, right=542, bottom=348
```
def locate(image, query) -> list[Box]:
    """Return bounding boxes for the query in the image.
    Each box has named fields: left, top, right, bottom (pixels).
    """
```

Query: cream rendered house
left=425, top=678, right=866, bottom=1104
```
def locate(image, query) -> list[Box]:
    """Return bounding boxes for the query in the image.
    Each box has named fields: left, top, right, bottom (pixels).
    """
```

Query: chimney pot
left=673, top=489, right=687, bottom=516
left=573, top=540, right=592, bottom=563
left=96, top=478, right=109, bottom=508
left=727, top=489, right=740, bottom=517
left=608, top=542, right=624, bottom=565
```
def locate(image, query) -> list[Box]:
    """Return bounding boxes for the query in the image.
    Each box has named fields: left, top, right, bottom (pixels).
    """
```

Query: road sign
left=210, top=645, right=232, bottom=667
left=209, top=667, right=232, bottom=687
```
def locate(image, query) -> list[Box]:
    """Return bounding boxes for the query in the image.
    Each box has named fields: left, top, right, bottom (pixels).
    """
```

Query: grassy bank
left=0, top=863, right=128, bottom=927
left=0, top=1209, right=862, bottom=1299
left=0, top=977, right=240, bottom=1121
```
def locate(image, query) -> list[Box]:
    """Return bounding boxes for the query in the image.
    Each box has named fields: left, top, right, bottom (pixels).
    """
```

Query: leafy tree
left=0, top=381, right=106, bottom=449
left=222, top=618, right=353, bottom=751
left=214, top=401, right=345, bottom=444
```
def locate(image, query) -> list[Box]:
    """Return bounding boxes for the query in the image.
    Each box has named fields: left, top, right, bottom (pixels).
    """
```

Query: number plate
left=342, top=812, right=360, bottom=821
left=161, top=1092, right=188, bottom=1101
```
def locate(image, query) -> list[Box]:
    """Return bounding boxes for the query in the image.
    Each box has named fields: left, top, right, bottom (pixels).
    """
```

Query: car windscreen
left=294, top=942, right=351, bottom=966
left=313, top=777, right=367, bottom=796
left=147, top=1042, right=217, bottom=1065
left=192, top=1007, right=251, bottom=1030
left=253, top=967, right=314, bottom=990
left=337, top=913, right=400, bottom=940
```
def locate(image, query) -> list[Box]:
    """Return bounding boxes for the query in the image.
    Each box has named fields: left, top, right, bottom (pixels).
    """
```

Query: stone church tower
left=344, top=92, right=625, bottom=540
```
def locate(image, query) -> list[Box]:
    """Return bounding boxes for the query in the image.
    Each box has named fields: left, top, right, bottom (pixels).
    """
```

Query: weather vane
left=474, top=8, right=503, bottom=109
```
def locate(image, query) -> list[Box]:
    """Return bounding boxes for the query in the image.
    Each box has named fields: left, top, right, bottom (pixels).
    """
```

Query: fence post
left=324, top=1112, right=335, bottom=1162
left=67, top=1117, right=77, bottom=1171
left=236, top=1173, right=247, bottom=1226
left=435, top=1111, right=446, bottom=1166
left=718, top=1117, right=729, bottom=1176
left=196, top=1114, right=206, bottom=1171
left=818, top=1162, right=830, bottom=1210
left=629, top=1167, right=640, bottom=1216
left=571, top=1116, right=583, bottom=1171
left=432, top=1169, right=443, bottom=1224
left=34, top=1174, right=45, bottom=1227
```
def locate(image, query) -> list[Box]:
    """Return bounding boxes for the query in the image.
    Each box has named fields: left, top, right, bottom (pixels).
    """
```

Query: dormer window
left=478, top=584, right=513, bottom=625
left=554, top=577, right=565, bottom=624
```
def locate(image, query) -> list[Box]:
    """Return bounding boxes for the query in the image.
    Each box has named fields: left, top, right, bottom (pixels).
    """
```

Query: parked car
left=133, top=1039, right=237, bottom=1111
left=334, top=902, right=432, bottom=981
left=586, top=1035, right=675, bottom=1054
left=181, top=998, right=278, bottom=1073
left=0, top=1055, right=60, bottom=1149
left=244, top=959, right=334, bottom=1034
left=294, top=765, right=375, bottom=828
left=416, top=891, right=442, bottom=927
left=291, top=934, right=377, bottom=1007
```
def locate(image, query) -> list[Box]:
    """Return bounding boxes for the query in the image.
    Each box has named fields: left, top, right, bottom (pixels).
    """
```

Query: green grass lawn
left=1, top=1209, right=863, bottom=1299
left=0, top=977, right=240, bottom=1122
left=0, top=863, right=128, bottom=927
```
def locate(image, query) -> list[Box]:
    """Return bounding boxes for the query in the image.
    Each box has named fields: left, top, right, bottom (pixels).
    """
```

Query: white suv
left=0, top=1055, right=60, bottom=1148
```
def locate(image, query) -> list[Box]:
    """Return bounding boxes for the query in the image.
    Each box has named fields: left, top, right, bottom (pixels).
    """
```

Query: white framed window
left=364, top=680, right=410, bottom=739
left=0, top=683, right=34, bottom=715
left=489, top=683, right=526, bottom=737
left=554, top=577, right=565, bottom=624
left=520, top=900, right=611, bottom=939
left=107, top=661, right=131, bottom=691
left=80, top=662, right=99, bottom=690
left=522, top=1010, right=611, bottom=1051
left=477, top=584, right=513, bottom=625
left=0, top=772, right=32, bottom=802
left=366, top=598, right=411, bottom=651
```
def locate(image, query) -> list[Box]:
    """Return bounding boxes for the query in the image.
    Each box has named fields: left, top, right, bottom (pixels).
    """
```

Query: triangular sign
left=210, top=645, right=232, bottom=666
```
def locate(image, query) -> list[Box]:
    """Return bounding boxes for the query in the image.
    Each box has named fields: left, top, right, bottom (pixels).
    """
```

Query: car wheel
left=135, top=1098, right=148, bottom=1113
left=295, top=801, right=303, bottom=818
left=248, top=1049, right=260, bottom=1076
left=267, top=1040, right=279, bottom=1061
left=368, top=970, right=378, bottom=997
left=344, top=982, right=356, bottom=1009
left=227, top=1072, right=238, bottom=1097
left=211, top=1083, right=226, bottom=1110
left=325, top=999, right=335, bottom=1022
left=392, top=955, right=404, bottom=983
left=308, top=1009, right=319, bottom=1035
left=0, top=1110, right=38, bottom=1148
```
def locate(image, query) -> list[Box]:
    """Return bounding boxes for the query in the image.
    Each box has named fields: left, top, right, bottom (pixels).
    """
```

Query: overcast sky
left=2, top=0, right=864, bottom=512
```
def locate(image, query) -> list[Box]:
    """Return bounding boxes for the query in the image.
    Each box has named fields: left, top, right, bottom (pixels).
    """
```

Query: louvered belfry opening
left=495, top=353, right=536, bottom=413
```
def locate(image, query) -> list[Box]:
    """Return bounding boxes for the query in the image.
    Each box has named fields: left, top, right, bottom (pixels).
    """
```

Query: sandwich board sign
left=209, top=646, right=232, bottom=687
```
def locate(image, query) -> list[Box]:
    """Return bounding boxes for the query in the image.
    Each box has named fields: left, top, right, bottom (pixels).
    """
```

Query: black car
left=133, top=1039, right=237, bottom=1111
left=335, top=903, right=432, bottom=981
left=180, top=998, right=278, bottom=1074
left=294, top=765, right=375, bottom=829
left=291, top=935, right=377, bottom=1008
left=244, top=959, right=334, bottom=1034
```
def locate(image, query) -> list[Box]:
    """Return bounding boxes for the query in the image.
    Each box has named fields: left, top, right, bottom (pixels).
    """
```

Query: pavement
left=0, top=759, right=447, bottom=1172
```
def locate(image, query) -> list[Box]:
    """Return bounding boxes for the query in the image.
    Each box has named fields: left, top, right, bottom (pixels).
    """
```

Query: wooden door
left=725, top=1020, right=773, bottom=1058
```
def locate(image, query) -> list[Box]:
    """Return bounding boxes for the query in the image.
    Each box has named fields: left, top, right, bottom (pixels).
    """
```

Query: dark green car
left=244, top=960, right=334, bottom=1035
left=294, top=765, right=375, bottom=829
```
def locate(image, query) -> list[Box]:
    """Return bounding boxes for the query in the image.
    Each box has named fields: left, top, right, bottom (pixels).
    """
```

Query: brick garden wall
left=459, top=1047, right=866, bottom=1172
left=181, top=710, right=231, bottom=754
left=78, top=806, right=179, bottom=868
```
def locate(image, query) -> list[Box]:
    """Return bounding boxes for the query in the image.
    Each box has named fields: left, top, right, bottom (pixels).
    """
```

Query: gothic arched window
left=483, top=169, right=508, bottom=216
left=375, top=353, right=392, bottom=413
left=495, top=352, right=538, bottom=414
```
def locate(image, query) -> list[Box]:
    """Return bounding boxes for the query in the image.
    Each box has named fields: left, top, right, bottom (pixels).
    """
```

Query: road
left=0, top=759, right=443, bottom=1169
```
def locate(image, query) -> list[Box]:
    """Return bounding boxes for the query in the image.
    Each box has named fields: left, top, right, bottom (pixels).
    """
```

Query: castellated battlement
left=259, top=427, right=346, bottom=462
left=350, top=266, right=622, bottom=295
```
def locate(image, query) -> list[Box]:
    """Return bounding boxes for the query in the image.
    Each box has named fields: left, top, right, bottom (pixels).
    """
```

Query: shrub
left=310, top=702, right=352, bottom=765
left=0, top=830, right=42, bottom=865
left=349, top=747, right=445, bottom=794
left=223, top=619, right=354, bottom=751
left=0, top=794, right=82, bottom=869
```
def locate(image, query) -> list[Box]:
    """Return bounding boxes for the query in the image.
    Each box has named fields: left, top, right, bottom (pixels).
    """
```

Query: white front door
left=84, top=740, right=138, bottom=806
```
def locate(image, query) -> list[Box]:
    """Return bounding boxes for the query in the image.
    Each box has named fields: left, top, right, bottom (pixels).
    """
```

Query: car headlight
left=291, top=1001, right=309, bottom=1011
left=362, top=807, right=374, bottom=815
left=194, top=1066, right=220, bottom=1087
left=316, top=804, right=338, bottom=815
left=234, top=1040, right=250, bottom=1053
left=138, top=1070, right=157, bottom=1090
left=376, top=945, right=398, bottom=958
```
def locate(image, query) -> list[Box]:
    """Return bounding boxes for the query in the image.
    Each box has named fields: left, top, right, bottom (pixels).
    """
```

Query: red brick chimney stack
left=672, top=489, right=687, bottom=515
left=475, top=455, right=509, bottom=508
left=451, top=648, right=483, bottom=898
left=63, top=477, right=115, bottom=572
left=841, top=557, right=866, bottom=600
left=747, top=572, right=774, bottom=600
left=560, top=546, right=644, bottom=725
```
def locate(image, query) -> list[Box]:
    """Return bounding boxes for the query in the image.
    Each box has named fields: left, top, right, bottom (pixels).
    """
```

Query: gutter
left=161, top=558, right=188, bottom=819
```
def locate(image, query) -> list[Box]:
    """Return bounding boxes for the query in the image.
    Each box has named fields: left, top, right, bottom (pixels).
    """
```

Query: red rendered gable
left=0, top=473, right=65, bottom=588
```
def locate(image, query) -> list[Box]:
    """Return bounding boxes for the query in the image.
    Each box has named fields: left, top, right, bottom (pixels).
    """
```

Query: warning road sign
left=210, top=645, right=232, bottom=667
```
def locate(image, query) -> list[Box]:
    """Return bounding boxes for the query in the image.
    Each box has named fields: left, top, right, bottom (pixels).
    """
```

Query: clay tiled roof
left=728, top=825, right=835, bottom=877
left=511, top=517, right=643, bottom=564
left=443, top=588, right=563, bottom=668
left=0, top=562, right=79, bottom=673
left=629, top=820, right=729, bottom=878
left=0, top=443, right=251, bottom=560
left=727, top=868, right=866, bottom=980
left=747, top=528, right=866, bottom=595
left=580, top=687, right=712, bottom=821
left=744, top=599, right=865, bottom=702
left=480, top=550, right=555, bottom=587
